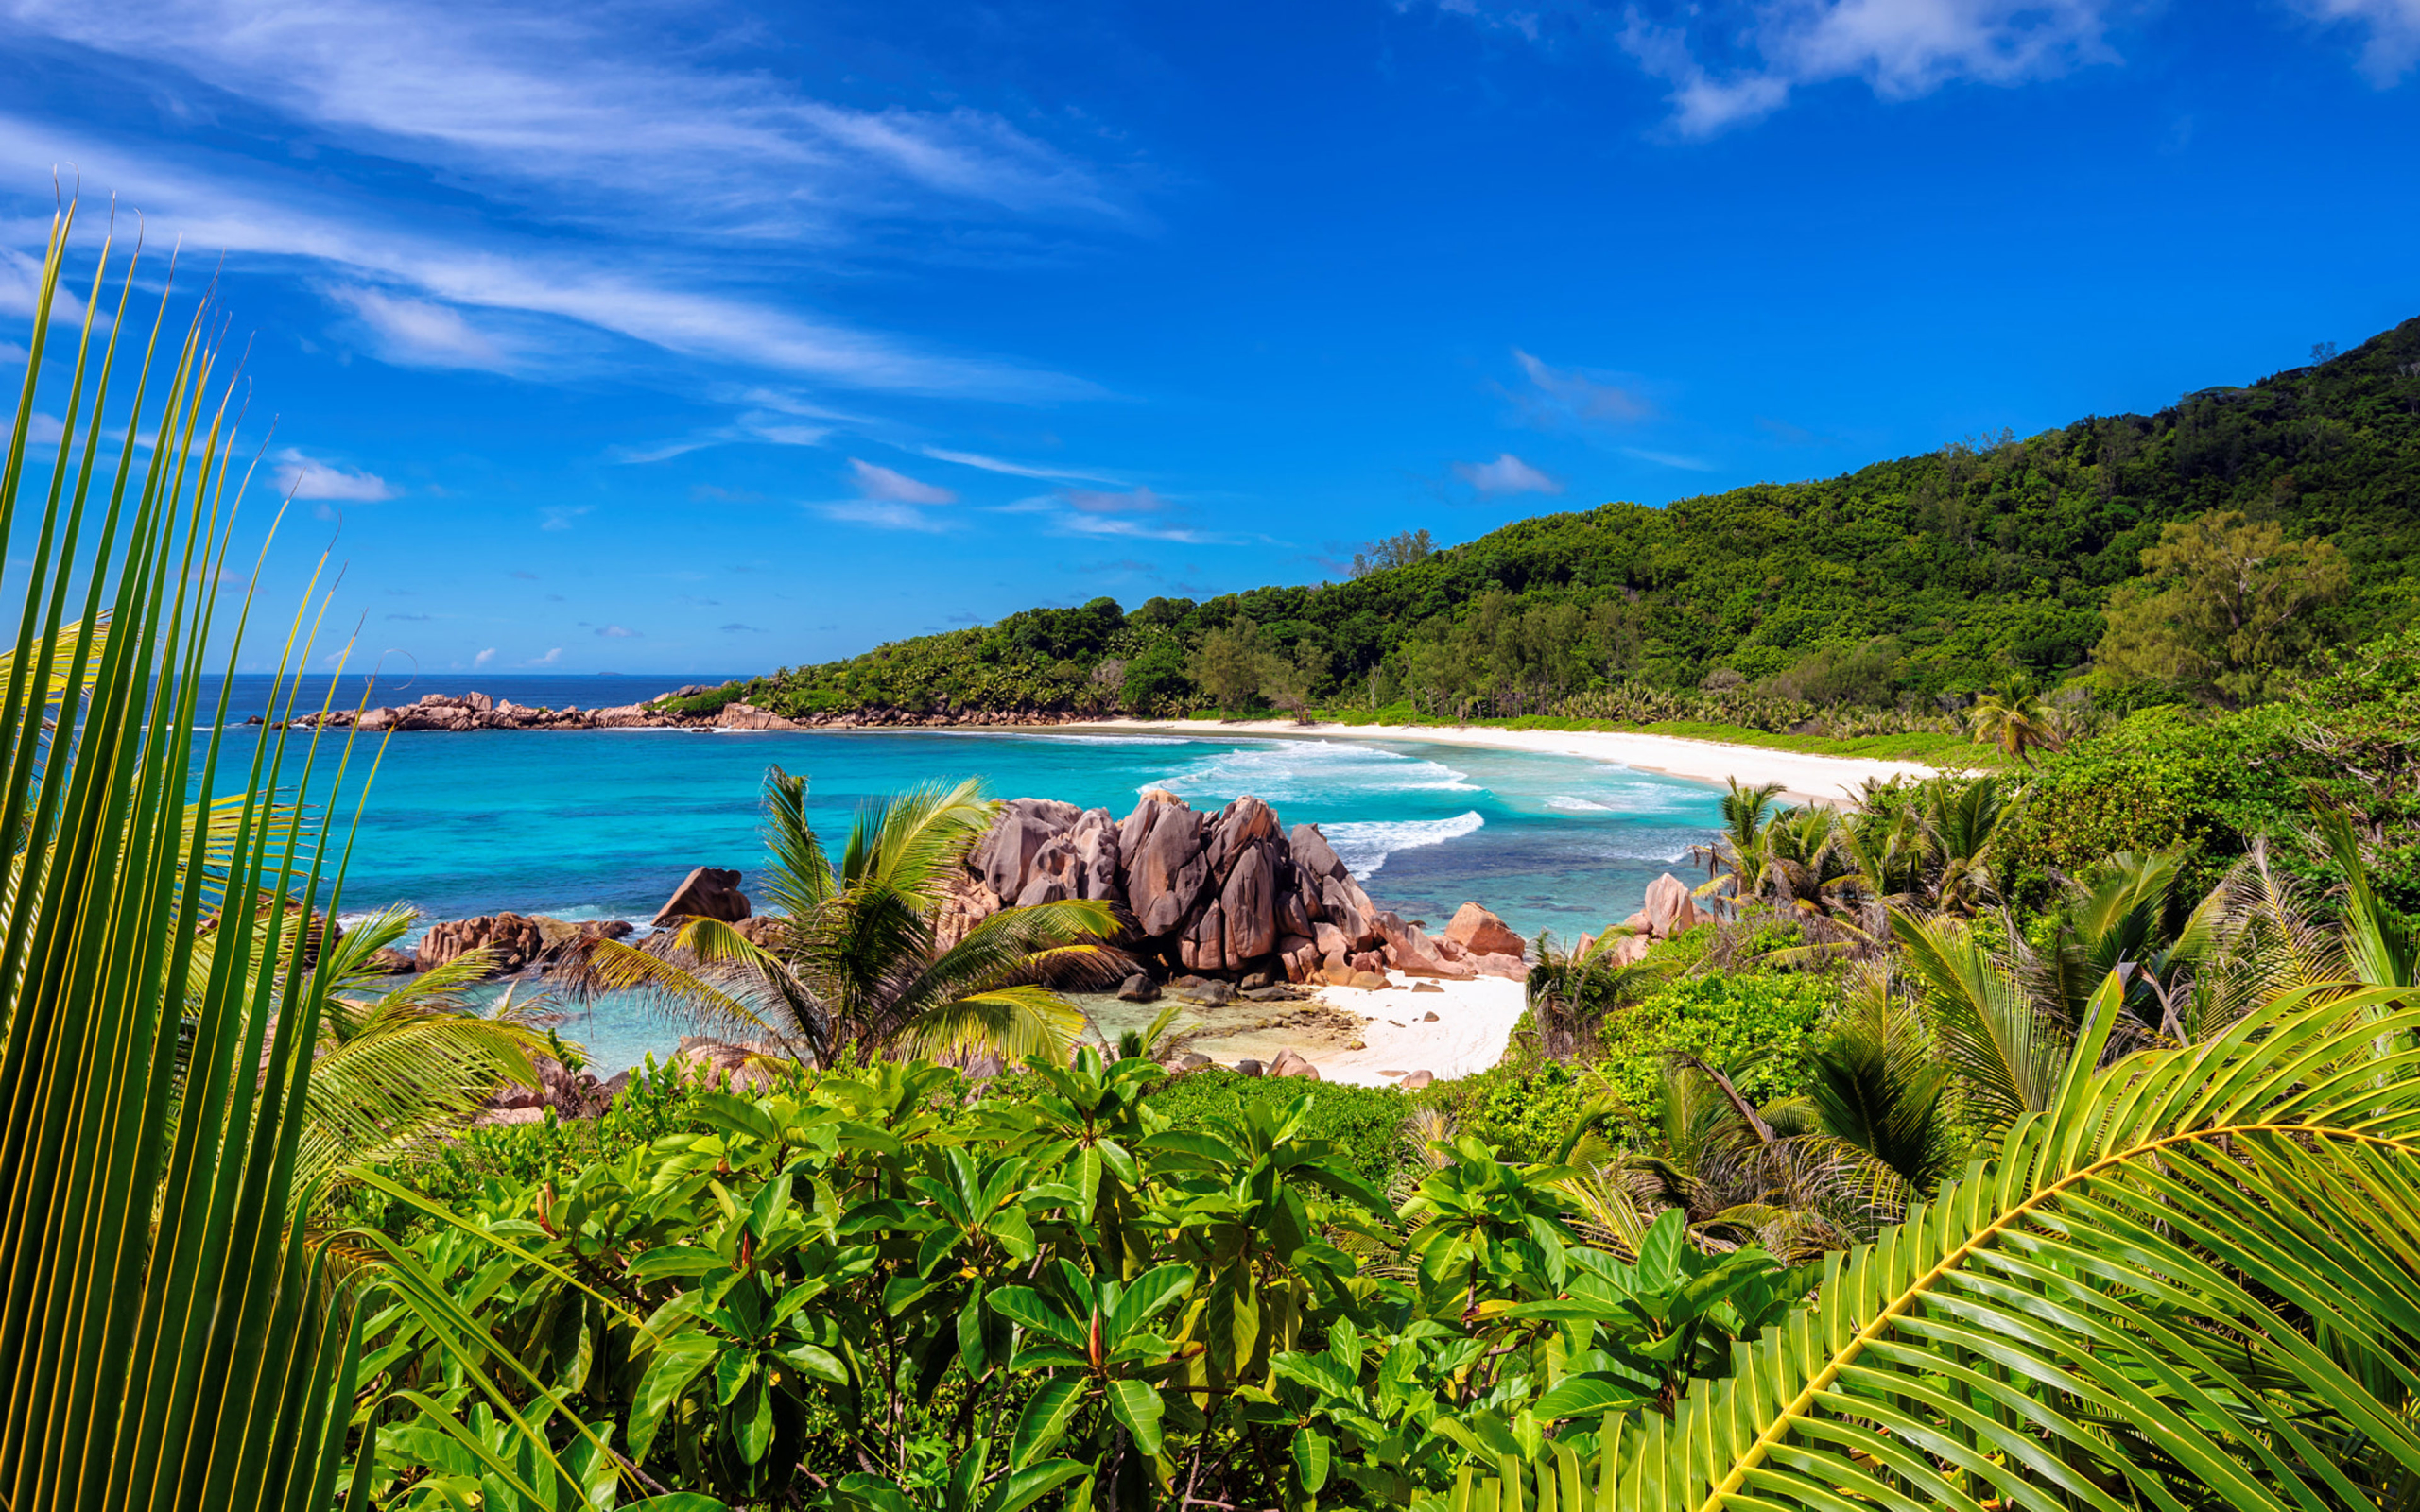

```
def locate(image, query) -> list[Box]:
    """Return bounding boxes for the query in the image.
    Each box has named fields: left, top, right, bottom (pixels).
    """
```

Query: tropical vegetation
left=15, top=205, right=2420, bottom=1512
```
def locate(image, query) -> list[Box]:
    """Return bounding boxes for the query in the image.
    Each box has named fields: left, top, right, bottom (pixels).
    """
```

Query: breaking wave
left=1322, top=811, right=1486, bottom=878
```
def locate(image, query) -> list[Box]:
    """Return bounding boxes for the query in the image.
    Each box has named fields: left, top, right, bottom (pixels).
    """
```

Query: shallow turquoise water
left=202, top=694, right=1722, bottom=1071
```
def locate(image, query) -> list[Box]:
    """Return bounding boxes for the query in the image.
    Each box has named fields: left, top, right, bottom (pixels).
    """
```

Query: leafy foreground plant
left=0, top=205, right=372, bottom=1508
left=1472, top=973, right=2420, bottom=1512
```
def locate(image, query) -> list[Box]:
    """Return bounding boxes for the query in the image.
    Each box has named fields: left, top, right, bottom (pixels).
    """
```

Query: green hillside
left=726, top=319, right=2420, bottom=729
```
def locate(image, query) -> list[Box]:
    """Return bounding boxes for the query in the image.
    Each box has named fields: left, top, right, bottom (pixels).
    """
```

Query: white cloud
left=274, top=446, right=398, bottom=501
left=473, top=646, right=495, bottom=667
left=595, top=624, right=636, bottom=638
left=2303, top=0, right=2420, bottom=83
left=1454, top=453, right=1563, bottom=495
left=1431, top=0, right=2120, bottom=136
left=849, top=458, right=958, bottom=505
left=1511, top=350, right=1654, bottom=428
left=26, top=410, right=64, bottom=446
left=323, top=284, right=508, bottom=369
left=1, top=0, right=1131, bottom=232
left=818, top=500, right=949, bottom=532
left=0, top=114, right=1102, bottom=401
left=540, top=505, right=591, bottom=531
left=918, top=446, right=1128, bottom=484
left=527, top=646, right=562, bottom=666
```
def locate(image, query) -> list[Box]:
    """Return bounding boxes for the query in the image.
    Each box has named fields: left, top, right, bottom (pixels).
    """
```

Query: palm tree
left=1461, top=971, right=2420, bottom=1511
left=1692, top=779, right=1785, bottom=912
left=567, top=767, right=1126, bottom=1067
left=1963, top=676, right=2060, bottom=764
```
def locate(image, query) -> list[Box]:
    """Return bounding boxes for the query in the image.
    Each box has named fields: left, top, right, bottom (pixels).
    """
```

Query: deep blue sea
left=192, top=676, right=1723, bottom=1070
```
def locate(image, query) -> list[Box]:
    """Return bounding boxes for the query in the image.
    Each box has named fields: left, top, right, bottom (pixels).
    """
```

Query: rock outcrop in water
left=268, top=690, right=1082, bottom=733
left=946, top=790, right=1528, bottom=984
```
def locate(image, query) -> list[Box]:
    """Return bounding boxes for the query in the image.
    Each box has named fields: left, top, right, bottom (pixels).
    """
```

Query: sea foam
left=1323, top=810, right=1485, bottom=877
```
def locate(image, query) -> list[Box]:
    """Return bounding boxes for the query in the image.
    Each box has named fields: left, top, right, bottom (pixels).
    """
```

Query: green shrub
left=1427, top=1059, right=1595, bottom=1163
left=1144, top=1068, right=1409, bottom=1184
left=1596, top=971, right=1835, bottom=1125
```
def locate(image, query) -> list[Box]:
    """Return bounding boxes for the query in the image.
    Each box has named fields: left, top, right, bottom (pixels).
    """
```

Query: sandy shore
left=1296, top=971, right=1527, bottom=1087
left=1079, top=970, right=1527, bottom=1088
left=1053, top=715, right=1939, bottom=807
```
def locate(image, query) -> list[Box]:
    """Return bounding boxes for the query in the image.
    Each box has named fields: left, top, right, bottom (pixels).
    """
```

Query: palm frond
left=550, top=934, right=779, bottom=1041
left=1890, top=907, right=2067, bottom=1131
left=1502, top=974, right=2420, bottom=1511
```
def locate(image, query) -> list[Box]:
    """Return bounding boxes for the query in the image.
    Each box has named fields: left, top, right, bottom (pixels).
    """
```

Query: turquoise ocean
left=199, top=677, right=1723, bottom=1070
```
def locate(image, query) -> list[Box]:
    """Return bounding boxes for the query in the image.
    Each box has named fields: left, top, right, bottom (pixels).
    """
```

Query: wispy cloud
left=719, top=622, right=766, bottom=633
left=473, top=646, right=495, bottom=666
left=1063, top=485, right=1167, bottom=513
left=275, top=446, right=399, bottom=501
left=998, top=488, right=1222, bottom=542
left=322, top=283, right=510, bottom=369
left=1511, top=350, right=1653, bottom=428
left=818, top=500, right=950, bottom=532
left=527, top=646, right=562, bottom=666
left=596, top=624, right=637, bottom=638
left=6, top=0, right=1134, bottom=229
left=1454, top=453, right=1562, bottom=495
left=849, top=458, right=958, bottom=505
left=0, top=108, right=1103, bottom=400
left=2304, top=0, right=2420, bottom=83
left=1620, top=445, right=1716, bottom=472
left=918, top=445, right=1128, bottom=484
left=541, top=505, right=592, bottom=531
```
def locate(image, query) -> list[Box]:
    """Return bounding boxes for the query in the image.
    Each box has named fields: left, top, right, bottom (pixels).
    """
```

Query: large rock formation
left=652, top=867, right=752, bottom=927
left=417, top=912, right=546, bottom=973
left=940, top=790, right=1526, bottom=984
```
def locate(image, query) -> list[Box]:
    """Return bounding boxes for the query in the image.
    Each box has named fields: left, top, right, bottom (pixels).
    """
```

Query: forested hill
left=722, top=318, right=2420, bottom=727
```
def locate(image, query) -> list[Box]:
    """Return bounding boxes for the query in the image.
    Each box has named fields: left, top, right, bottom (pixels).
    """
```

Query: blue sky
left=3, top=0, right=2416, bottom=676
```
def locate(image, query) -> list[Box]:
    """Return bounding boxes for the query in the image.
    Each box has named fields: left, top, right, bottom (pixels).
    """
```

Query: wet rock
left=1168, top=975, right=1234, bottom=1006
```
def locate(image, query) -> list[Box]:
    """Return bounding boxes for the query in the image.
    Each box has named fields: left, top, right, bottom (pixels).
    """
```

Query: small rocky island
left=269, top=687, right=1100, bottom=732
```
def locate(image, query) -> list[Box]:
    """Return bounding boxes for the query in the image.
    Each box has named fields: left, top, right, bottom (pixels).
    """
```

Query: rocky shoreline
left=268, top=687, right=1107, bottom=733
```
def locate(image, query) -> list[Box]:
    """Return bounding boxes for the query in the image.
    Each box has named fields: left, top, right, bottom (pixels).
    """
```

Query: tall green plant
left=1478, top=974, right=2420, bottom=1510
left=0, top=206, right=364, bottom=1507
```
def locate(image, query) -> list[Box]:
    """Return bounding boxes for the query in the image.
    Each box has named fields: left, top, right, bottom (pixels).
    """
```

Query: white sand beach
left=1297, top=971, right=1528, bottom=1087
left=1055, top=716, right=1943, bottom=806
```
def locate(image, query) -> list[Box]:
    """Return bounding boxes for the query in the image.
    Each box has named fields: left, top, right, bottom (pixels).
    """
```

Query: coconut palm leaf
left=1505, top=973, right=2420, bottom=1511
left=0, top=203, right=362, bottom=1511
left=1890, top=908, right=2067, bottom=1131
left=2315, top=807, right=2418, bottom=992
left=551, top=933, right=780, bottom=1041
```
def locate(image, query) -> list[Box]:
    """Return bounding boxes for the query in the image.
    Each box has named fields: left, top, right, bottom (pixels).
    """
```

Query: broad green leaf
left=1104, top=1378, right=1167, bottom=1454
left=1292, top=1426, right=1332, bottom=1492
